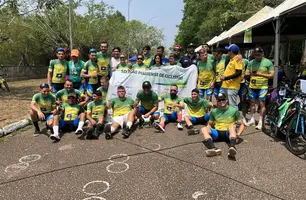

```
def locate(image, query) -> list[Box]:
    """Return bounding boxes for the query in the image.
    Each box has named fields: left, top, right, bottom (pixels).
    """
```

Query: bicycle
left=0, top=71, right=10, bottom=92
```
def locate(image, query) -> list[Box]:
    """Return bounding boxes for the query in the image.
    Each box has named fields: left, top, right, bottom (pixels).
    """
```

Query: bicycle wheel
left=285, top=114, right=306, bottom=155
left=3, top=81, right=10, bottom=92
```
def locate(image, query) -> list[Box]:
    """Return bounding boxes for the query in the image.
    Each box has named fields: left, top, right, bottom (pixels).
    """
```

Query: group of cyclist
left=29, top=40, right=275, bottom=159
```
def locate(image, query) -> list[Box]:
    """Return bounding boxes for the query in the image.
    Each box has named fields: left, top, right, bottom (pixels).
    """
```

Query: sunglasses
left=68, top=96, right=77, bottom=99
left=170, top=90, right=177, bottom=92
left=40, top=83, right=49, bottom=89
left=217, top=99, right=226, bottom=102
left=137, top=58, right=143, bottom=60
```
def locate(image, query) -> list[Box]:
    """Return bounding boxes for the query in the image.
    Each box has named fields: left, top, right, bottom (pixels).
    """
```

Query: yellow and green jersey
left=143, top=55, right=154, bottom=67
left=136, top=90, right=159, bottom=111
left=222, top=55, right=243, bottom=90
left=247, top=58, right=274, bottom=89
left=159, top=94, right=182, bottom=114
left=151, top=64, right=164, bottom=69
left=31, top=93, right=56, bottom=115
left=68, top=60, right=85, bottom=83
left=215, top=55, right=226, bottom=83
left=87, top=100, right=107, bottom=120
left=48, top=59, right=69, bottom=84
left=132, top=63, right=149, bottom=71
left=96, top=52, right=111, bottom=77
left=97, top=87, right=108, bottom=101
left=116, top=63, right=131, bottom=70
left=110, top=97, right=134, bottom=117
left=56, top=89, right=81, bottom=105
left=241, top=59, right=249, bottom=83
left=82, top=60, right=99, bottom=85
left=62, top=104, right=82, bottom=121
left=183, top=97, right=211, bottom=117
left=197, top=59, right=215, bottom=89
left=210, top=106, right=241, bottom=131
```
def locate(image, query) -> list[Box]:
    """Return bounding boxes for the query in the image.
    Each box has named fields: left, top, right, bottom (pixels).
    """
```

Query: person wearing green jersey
left=183, top=88, right=213, bottom=135
left=68, top=49, right=85, bottom=90
left=245, top=47, right=274, bottom=130
left=173, top=44, right=183, bottom=62
left=81, top=49, right=99, bottom=96
left=132, top=55, right=149, bottom=70
left=153, top=85, right=185, bottom=133
left=167, top=54, right=182, bottom=67
left=56, top=79, right=82, bottom=106
left=97, top=77, right=109, bottom=101
left=47, top=47, right=69, bottom=93
left=30, top=83, right=57, bottom=136
left=151, top=55, right=164, bottom=69
left=134, top=81, right=160, bottom=127
left=143, top=45, right=154, bottom=67
left=116, top=54, right=131, bottom=70
left=97, top=40, right=111, bottom=78
left=201, top=44, right=214, bottom=60
left=201, top=93, right=244, bottom=158
left=105, top=85, right=135, bottom=139
left=85, top=91, right=107, bottom=140
left=50, top=93, right=86, bottom=141
left=213, top=48, right=226, bottom=96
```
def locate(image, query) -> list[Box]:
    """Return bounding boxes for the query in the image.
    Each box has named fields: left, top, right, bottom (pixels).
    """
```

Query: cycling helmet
left=173, top=45, right=182, bottom=50
left=188, top=43, right=196, bottom=48
left=142, top=81, right=152, bottom=89
left=216, top=92, right=228, bottom=100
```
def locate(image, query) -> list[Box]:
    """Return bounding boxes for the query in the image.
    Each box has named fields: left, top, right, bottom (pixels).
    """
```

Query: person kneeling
left=201, top=93, right=244, bottom=158
left=50, top=93, right=85, bottom=141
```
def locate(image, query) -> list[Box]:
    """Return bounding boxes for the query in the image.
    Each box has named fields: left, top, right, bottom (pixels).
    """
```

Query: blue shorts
left=163, top=112, right=178, bottom=124
left=199, top=88, right=213, bottom=98
left=139, top=105, right=160, bottom=116
left=248, top=88, right=268, bottom=101
left=59, top=118, right=79, bottom=131
left=214, top=82, right=223, bottom=97
left=210, top=128, right=229, bottom=141
left=190, top=113, right=210, bottom=125
left=238, top=83, right=248, bottom=99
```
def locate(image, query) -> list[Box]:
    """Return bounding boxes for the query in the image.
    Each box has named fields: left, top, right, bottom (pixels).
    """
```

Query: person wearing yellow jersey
left=245, top=47, right=274, bottom=130
left=105, top=85, right=135, bottom=139
left=116, top=54, right=131, bottom=70
left=197, top=52, right=215, bottom=101
left=213, top=48, right=226, bottom=96
left=97, top=77, right=109, bottom=101
left=97, top=40, right=111, bottom=78
left=143, top=45, right=154, bottom=67
left=132, top=55, right=150, bottom=70
left=47, top=48, right=69, bottom=93
left=56, top=79, right=81, bottom=106
left=221, top=44, right=243, bottom=110
left=50, top=93, right=85, bottom=141
left=81, top=49, right=99, bottom=96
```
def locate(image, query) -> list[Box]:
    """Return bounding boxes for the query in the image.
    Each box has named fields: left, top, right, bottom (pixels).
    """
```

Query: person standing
left=81, top=49, right=100, bottom=94
left=68, top=49, right=85, bottom=90
left=110, top=47, right=121, bottom=73
left=143, top=45, right=154, bottom=67
left=132, top=55, right=149, bottom=70
left=97, top=40, right=111, bottom=78
left=180, top=43, right=197, bottom=68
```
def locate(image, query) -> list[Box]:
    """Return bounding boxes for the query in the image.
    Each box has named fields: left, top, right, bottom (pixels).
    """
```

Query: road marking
left=5, top=162, right=29, bottom=173
left=19, top=154, right=41, bottom=163
left=192, top=191, right=207, bottom=199
left=106, top=162, right=129, bottom=174
left=142, top=141, right=161, bottom=151
left=108, top=154, right=129, bottom=163
left=82, top=197, right=106, bottom=200
left=82, top=180, right=110, bottom=196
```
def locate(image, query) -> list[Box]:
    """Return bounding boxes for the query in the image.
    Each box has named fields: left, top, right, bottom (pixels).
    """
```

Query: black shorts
left=52, top=83, right=64, bottom=92
left=214, top=82, right=222, bottom=90
left=73, top=82, right=82, bottom=90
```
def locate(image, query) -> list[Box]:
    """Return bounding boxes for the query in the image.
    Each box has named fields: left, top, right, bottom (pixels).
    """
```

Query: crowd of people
left=29, top=40, right=275, bottom=158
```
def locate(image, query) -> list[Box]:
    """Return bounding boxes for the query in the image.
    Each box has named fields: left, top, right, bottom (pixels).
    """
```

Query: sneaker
left=75, top=129, right=83, bottom=135
left=177, top=123, right=183, bottom=130
left=242, top=117, right=247, bottom=125
left=187, top=128, right=199, bottom=135
left=122, top=128, right=131, bottom=138
left=228, top=147, right=237, bottom=158
left=153, top=122, right=165, bottom=133
left=104, top=124, right=112, bottom=140
left=91, top=128, right=100, bottom=140
left=85, top=127, right=95, bottom=140
left=255, top=121, right=263, bottom=130
left=50, top=134, right=60, bottom=141
left=205, top=148, right=222, bottom=157
left=33, top=129, right=40, bottom=137
left=245, top=119, right=255, bottom=127
left=138, top=118, right=144, bottom=128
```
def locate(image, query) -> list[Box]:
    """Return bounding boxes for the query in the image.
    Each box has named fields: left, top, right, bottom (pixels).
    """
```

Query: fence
left=0, top=65, right=48, bottom=81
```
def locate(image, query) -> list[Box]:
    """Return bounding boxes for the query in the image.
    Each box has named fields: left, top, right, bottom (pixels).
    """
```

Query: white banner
left=107, top=65, right=198, bottom=101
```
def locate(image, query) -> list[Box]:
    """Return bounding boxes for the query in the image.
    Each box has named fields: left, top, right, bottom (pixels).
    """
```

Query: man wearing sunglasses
left=97, top=40, right=111, bottom=78
left=30, top=83, right=57, bottom=136
left=132, top=55, right=149, bottom=70
left=143, top=45, right=154, bottom=67
left=50, top=93, right=86, bottom=141
left=153, top=85, right=184, bottom=133
left=116, top=54, right=131, bottom=70
left=245, top=47, right=274, bottom=130
left=134, top=81, right=160, bottom=127
left=201, top=93, right=244, bottom=158
left=183, top=88, right=213, bottom=135
left=47, top=48, right=69, bottom=93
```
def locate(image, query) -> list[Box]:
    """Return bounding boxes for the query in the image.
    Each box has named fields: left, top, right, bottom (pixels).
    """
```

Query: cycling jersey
left=143, top=55, right=154, bottom=67
left=68, top=60, right=85, bottom=83
left=62, top=104, right=82, bottom=121
left=56, top=89, right=81, bottom=105
left=215, top=55, right=226, bottom=83
left=32, top=93, right=56, bottom=115
left=48, top=59, right=69, bottom=84
left=197, top=59, right=215, bottom=89
left=222, top=55, right=243, bottom=90
left=116, top=63, right=131, bottom=70
left=209, top=106, right=241, bottom=131
left=97, top=52, right=111, bottom=77
left=132, top=63, right=149, bottom=70
left=97, top=87, right=108, bottom=101
left=183, top=97, right=211, bottom=118
left=82, top=60, right=99, bottom=85
left=87, top=100, right=107, bottom=119
left=159, top=94, right=182, bottom=114
left=136, top=90, right=159, bottom=111
left=247, top=58, right=274, bottom=89
left=110, top=97, right=134, bottom=117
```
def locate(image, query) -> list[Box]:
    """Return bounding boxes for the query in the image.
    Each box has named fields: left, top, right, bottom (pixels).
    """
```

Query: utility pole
left=69, top=0, right=73, bottom=50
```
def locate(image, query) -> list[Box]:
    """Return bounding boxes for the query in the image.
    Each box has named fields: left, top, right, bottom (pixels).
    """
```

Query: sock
left=187, top=125, right=194, bottom=129
left=229, top=137, right=236, bottom=148
left=160, top=123, right=165, bottom=128
left=111, top=126, right=116, bottom=133
left=77, top=121, right=84, bottom=130
left=126, top=121, right=133, bottom=129
left=205, top=138, right=215, bottom=149
left=177, top=113, right=182, bottom=123
left=53, top=125, right=59, bottom=136
left=33, top=121, right=40, bottom=131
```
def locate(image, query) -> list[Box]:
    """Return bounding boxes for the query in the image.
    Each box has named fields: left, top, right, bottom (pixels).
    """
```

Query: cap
left=142, top=81, right=152, bottom=89
left=173, top=45, right=182, bottom=49
left=89, top=48, right=97, bottom=53
left=57, top=47, right=64, bottom=52
left=216, top=92, right=228, bottom=100
left=188, top=43, right=195, bottom=48
left=71, top=49, right=79, bottom=57
left=68, top=93, right=77, bottom=98
left=225, top=44, right=239, bottom=53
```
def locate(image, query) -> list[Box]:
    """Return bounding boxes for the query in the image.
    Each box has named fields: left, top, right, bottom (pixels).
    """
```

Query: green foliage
left=175, top=0, right=284, bottom=48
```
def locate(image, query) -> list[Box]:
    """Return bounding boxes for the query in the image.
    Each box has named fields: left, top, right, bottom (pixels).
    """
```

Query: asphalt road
left=0, top=123, right=306, bottom=200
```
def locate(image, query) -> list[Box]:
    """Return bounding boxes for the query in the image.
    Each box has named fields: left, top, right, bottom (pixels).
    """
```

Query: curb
left=0, top=118, right=31, bottom=138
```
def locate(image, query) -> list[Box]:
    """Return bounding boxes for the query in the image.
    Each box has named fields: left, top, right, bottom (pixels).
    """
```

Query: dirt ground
left=0, top=78, right=46, bottom=127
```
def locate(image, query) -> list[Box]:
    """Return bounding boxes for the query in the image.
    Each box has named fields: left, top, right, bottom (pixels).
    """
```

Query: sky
left=102, top=0, right=184, bottom=47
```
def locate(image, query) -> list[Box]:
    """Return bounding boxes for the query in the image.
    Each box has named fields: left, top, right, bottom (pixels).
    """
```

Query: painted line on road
left=82, top=196, right=106, bottom=200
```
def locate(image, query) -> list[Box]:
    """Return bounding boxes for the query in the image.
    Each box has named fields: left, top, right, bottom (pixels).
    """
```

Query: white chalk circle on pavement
left=108, top=154, right=129, bottom=163
left=106, top=162, right=129, bottom=174
left=192, top=191, right=207, bottom=199
left=142, top=142, right=161, bottom=151
left=82, top=180, right=110, bottom=196
left=5, top=162, right=29, bottom=173
left=82, top=197, right=106, bottom=200
left=19, top=154, right=42, bottom=163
